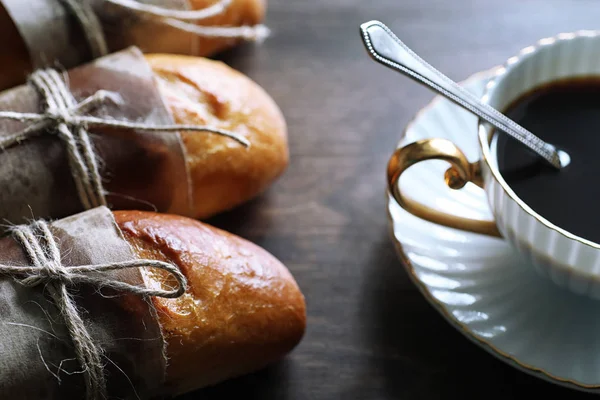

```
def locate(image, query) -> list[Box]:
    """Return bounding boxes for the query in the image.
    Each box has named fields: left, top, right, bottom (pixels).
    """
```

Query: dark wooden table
left=183, top=1, right=600, bottom=398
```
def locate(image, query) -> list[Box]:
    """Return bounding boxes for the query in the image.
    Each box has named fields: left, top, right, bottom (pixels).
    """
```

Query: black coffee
left=495, top=78, right=600, bottom=243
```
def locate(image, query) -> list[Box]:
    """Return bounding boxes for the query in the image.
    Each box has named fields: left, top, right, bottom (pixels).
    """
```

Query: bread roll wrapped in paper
left=0, top=206, right=306, bottom=398
left=0, top=206, right=170, bottom=399
left=0, top=46, right=288, bottom=227
left=0, top=0, right=267, bottom=90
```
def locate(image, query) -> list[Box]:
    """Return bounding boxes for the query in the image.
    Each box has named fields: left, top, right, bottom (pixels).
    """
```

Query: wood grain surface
left=180, top=1, right=600, bottom=398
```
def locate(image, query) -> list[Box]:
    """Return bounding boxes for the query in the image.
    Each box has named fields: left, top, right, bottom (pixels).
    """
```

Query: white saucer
left=387, top=68, right=600, bottom=392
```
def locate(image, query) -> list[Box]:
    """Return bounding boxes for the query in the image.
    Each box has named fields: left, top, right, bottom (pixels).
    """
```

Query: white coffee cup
left=387, top=30, right=600, bottom=298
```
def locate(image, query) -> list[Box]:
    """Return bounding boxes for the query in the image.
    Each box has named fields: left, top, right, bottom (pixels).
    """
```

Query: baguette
left=114, top=210, right=306, bottom=395
left=0, top=0, right=267, bottom=90
left=147, top=54, right=289, bottom=219
left=0, top=49, right=288, bottom=233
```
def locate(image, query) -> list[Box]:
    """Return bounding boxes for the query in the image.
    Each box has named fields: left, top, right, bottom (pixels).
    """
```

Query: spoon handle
left=359, top=20, right=562, bottom=170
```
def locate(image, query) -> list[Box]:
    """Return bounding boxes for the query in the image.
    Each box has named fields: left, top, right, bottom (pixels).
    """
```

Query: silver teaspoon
left=359, top=20, right=566, bottom=170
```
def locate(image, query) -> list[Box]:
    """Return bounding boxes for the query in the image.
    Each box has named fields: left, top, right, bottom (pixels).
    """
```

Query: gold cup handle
left=387, top=138, right=501, bottom=237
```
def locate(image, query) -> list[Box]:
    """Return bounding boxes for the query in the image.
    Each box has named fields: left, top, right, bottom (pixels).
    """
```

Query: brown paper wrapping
left=0, top=206, right=166, bottom=399
left=0, top=46, right=192, bottom=227
left=1, top=0, right=198, bottom=72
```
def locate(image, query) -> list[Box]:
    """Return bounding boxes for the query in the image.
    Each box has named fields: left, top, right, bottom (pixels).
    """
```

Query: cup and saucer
left=387, top=30, right=600, bottom=392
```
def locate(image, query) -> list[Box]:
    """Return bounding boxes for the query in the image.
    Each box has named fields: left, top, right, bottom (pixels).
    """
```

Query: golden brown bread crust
left=147, top=53, right=289, bottom=219
left=113, top=210, right=305, bottom=395
left=188, top=0, right=267, bottom=57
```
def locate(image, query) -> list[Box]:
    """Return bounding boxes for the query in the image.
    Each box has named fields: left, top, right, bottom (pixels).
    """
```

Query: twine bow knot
left=0, top=68, right=249, bottom=212
left=0, top=219, right=187, bottom=400
left=105, top=0, right=270, bottom=42
left=60, top=0, right=270, bottom=62
left=46, top=109, right=68, bottom=126
left=19, top=260, right=68, bottom=287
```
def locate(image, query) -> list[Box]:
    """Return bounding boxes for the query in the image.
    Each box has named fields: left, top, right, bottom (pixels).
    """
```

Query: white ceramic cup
left=387, top=30, right=600, bottom=299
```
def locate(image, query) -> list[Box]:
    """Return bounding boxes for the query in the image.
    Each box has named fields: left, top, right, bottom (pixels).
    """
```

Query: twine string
left=0, top=68, right=249, bottom=211
left=1, top=220, right=187, bottom=400
left=29, top=69, right=106, bottom=209
left=105, top=0, right=270, bottom=42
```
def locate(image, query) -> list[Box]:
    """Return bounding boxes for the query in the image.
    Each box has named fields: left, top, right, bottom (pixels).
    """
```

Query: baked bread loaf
left=0, top=48, right=287, bottom=230
left=114, top=210, right=306, bottom=395
left=147, top=53, right=289, bottom=220
left=0, top=0, right=267, bottom=91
